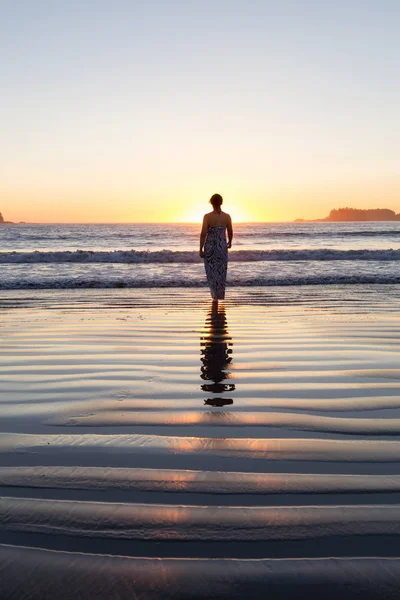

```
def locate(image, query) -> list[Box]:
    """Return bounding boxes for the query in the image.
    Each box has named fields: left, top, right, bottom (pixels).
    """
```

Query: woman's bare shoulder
left=205, top=211, right=231, bottom=226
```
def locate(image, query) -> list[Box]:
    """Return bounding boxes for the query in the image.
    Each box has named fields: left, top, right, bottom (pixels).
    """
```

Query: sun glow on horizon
left=179, top=201, right=253, bottom=224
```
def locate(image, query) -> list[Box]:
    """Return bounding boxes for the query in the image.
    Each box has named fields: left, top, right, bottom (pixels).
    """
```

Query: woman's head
left=209, top=194, right=223, bottom=210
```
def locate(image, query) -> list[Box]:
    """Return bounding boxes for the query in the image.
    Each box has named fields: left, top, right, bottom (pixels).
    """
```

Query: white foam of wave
left=3, top=248, right=400, bottom=264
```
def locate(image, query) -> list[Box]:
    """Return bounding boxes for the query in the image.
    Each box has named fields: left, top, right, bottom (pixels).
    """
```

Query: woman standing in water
left=199, top=194, right=233, bottom=300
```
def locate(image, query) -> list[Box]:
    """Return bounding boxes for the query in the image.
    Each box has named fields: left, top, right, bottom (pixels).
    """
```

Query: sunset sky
left=2, top=1, right=400, bottom=223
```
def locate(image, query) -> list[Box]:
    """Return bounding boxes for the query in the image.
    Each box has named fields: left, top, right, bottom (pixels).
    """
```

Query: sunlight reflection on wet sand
left=3, top=288, right=400, bottom=597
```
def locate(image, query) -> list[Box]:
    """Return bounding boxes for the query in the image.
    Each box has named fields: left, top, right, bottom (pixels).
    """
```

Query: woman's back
left=205, top=210, right=231, bottom=228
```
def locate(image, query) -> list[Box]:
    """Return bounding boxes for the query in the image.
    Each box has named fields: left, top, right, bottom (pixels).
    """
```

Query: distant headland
left=0, top=212, right=24, bottom=224
left=0, top=212, right=12, bottom=224
left=295, top=208, right=400, bottom=222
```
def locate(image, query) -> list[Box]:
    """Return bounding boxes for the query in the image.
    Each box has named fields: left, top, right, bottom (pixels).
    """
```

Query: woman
left=199, top=194, right=233, bottom=300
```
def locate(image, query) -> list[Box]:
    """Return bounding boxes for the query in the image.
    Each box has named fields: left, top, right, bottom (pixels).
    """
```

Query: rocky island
left=0, top=212, right=16, bottom=224
left=295, top=208, right=400, bottom=222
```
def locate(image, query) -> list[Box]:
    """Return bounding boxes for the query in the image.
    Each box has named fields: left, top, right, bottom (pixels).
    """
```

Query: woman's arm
left=227, top=214, right=233, bottom=249
left=199, top=215, right=208, bottom=258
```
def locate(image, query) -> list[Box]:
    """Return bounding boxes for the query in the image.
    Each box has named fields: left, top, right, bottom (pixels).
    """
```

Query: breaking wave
left=3, top=248, right=400, bottom=264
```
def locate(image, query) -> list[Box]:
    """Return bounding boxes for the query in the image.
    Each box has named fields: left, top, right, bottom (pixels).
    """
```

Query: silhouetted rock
left=327, top=208, right=400, bottom=221
left=295, top=207, right=400, bottom=222
left=0, top=212, right=15, bottom=224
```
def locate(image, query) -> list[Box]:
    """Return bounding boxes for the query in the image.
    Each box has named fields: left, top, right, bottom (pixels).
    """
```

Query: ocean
left=2, top=221, right=400, bottom=289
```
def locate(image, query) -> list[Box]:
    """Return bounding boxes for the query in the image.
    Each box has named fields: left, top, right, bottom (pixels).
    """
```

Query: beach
left=2, top=285, right=400, bottom=597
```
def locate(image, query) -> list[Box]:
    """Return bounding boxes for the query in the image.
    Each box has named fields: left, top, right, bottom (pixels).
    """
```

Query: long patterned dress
left=204, top=225, right=228, bottom=300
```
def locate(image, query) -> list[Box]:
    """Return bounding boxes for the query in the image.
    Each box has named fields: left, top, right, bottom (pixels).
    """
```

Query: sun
left=180, top=203, right=250, bottom=223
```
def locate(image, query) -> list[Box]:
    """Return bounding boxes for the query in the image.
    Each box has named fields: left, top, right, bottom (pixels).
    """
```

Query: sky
left=1, top=0, right=400, bottom=223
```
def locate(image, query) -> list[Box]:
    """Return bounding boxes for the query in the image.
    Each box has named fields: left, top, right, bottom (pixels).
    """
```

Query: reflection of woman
left=200, top=301, right=235, bottom=406
left=199, top=194, right=233, bottom=300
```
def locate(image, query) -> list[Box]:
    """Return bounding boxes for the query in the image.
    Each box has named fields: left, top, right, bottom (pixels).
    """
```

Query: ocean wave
left=244, top=230, right=400, bottom=237
left=3, top=274, right=400, bottom=289
left=3, top=248, right=400, bottom=264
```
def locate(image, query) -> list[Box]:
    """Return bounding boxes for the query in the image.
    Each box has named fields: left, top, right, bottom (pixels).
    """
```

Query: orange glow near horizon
left=3, top=177, right=400, bottom=224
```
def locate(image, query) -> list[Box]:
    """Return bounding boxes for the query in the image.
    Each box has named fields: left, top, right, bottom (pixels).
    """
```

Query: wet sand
left=2, top=286, right=400, bottom=598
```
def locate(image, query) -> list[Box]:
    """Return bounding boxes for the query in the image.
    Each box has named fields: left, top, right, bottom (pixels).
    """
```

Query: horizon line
left=1, top=220, right=296, bottom=225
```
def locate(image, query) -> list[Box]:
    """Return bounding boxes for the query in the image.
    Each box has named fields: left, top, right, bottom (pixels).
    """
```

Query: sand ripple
left=2, top=288, right=400, bottom=596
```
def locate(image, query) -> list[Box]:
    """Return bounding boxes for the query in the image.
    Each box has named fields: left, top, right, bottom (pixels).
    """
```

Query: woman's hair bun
left=209, top=194, right=223, bottom=208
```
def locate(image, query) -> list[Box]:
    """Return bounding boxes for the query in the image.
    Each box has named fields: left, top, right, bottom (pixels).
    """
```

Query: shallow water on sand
left=2, top=286, right=400, bottom=598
